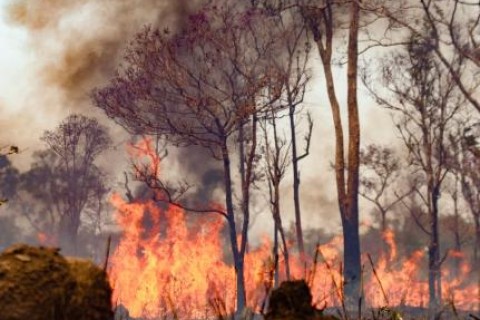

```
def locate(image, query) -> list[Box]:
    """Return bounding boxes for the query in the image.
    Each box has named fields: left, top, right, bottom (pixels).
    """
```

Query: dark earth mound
left=0, top=244, right=113, bottom=320
left=265, top=280, right=339, bottom=320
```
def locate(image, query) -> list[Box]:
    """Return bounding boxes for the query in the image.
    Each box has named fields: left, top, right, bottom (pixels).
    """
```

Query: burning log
left=0, top=244, right=113, bottom=320
left=265, top=280, right=339, bottom=320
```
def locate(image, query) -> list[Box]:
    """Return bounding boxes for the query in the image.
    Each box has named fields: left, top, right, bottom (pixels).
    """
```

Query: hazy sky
left=0, top=0, right=399, bottom=238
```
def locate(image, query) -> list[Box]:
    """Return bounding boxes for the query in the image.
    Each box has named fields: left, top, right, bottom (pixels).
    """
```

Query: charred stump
left=265, top=280, right=338, bottom=320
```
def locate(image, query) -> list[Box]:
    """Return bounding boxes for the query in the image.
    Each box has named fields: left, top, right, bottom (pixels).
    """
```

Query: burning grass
left=107, top=194, right=480, bottom=320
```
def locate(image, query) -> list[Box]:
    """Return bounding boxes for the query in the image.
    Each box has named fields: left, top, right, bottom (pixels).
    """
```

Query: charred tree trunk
left=305, top=0, right=362, bottom=310
left=273, top=225, right=280, bottom=289
left=289, top=105, right=305, bottom=259
left=221, top=142, right=246, bottom=313
left=340, top=205, right=361, bottom=306
left=428, top=184, right=442, bottom=311
left=475, top=217, right=480, bottom=265
left=451, top=182, right=462, bottom=277
left=273, top=182, right=291, bottom=281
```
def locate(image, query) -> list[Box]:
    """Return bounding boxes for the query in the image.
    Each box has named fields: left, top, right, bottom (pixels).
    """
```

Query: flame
left=109, top=195, right=234, bottom=318
left=109, top=204, right=480, bottom=318
left=37, top=232, right=57, bottom=246
left=109, top=138, right=479, bottom=318
left=363, top=230, right=479, bottom=311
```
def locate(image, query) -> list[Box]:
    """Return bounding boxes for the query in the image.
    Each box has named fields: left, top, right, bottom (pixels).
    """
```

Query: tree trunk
left=428, top=185, right=441, bottom=312
left=58, top=214, right=79, bottom=256
left=452, top=187, right=462, bottom=278
left=274, top=182, right=291, bottom=281
left=289, top=105, right=305, bottom=259
left=310, top=0, right=362, bottom=311
left=474, top=217, right=480, bottom=265
left=341, top=206, right=361, bottom=308
left=221, top=143, right=246, bottom=314
left=273, top=225, right=280, bottom=289
left=343, top=0, right=362, bottom=310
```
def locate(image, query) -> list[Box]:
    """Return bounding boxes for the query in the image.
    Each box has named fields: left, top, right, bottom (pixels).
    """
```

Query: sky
left=0, top=0, right=399, bottom=239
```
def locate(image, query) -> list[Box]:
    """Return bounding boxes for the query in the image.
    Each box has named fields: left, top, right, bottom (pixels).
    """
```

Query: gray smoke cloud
left=6, top=0, right=198, bottom=105
left=1, top=0, right=204, bottom=170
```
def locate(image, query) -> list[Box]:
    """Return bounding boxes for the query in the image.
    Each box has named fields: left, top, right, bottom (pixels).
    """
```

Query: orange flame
left=109, top=138, right=479, bottom=318
left=37, top=232, right=57, bottom=246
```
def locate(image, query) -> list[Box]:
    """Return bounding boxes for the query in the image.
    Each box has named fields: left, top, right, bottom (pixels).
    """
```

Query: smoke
left=0, top=0, right=203, bottom=172
left=6, top=0, right=200, bottom=106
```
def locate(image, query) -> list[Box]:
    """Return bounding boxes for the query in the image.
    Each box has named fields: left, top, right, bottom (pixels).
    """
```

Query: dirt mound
left=0, top=244, right=113, bottom=320
left=265, top=280, right=339, bottom=320
left=67, top=258, right=114, bottom=320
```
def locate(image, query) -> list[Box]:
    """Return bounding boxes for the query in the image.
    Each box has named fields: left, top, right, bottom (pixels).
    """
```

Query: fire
left=109, top=196, right=480, bottom=318
left=108, top=194, right=235, bottom=318
left=362, top=230, right=479, bottom=311
left=107, top=197, right=331, bottom=315
left=108, top=138, right=479, bottom=318
left=37, top=232, right=57, bottom=246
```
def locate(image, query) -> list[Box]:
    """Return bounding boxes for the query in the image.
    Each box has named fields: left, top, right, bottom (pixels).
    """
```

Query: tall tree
left=0, top=145, right=19, bottom=206
left=451, top=126, right=480, bottom=265
left=301, top=0, right=362, bottom=308
left=22, top=114, right=111, bottom=255
left=359, top=144, right=411, bottom=234
left=0, top=155, right=20, bottom=207
left=273, top=5, right=312, bottom=261
left=376, top=0, right=480, bottom=114
left=366, top=29, right=464, bottom=311
left=93, top=3, right=292, bottom=313
left=261, top=108, right=292, bottom=286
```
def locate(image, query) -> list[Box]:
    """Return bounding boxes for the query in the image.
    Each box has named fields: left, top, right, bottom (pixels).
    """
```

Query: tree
left=261, top=108, right=292, bottom=286
left=366, top=29, right=464, bottom=311
left=0, top=155, right=20, bottom=206
left=93, top=3, right=292, bottom=313
left=21, top=114, right=111, bottom=255
left=252, top=0, right=313, bottom=266
left=359, top=144, right=411, bottom=234
left=274, top=5, right=312, bottom=261
left=0, top=145, right=20, bottom=206
left=376, top=0, right=480, bottom=114
left=450, top=127, right=480, bottom=265
left=301, top=0, right=362, bottom=308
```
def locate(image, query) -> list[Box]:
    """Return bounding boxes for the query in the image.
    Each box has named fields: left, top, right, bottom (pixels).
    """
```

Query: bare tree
left=0, top=145, right=20, bottom=206
left=374, top=0, right=480, bottom=114
left=449, top=121, right=480, bottom=314
left=450, top=127, right=480, bottom=265
left=366, top=29, right=464, bottom=310
left=93, top=3, right=292, bottom=313
left=252, top=0, right=313, bottom=265
left=359, top=144, right=412, bottom=234
left=272, top=5, right=312, bottom=261
left=0, top=155, right=20, bottom=207
left=22, top=114, right=111, bottom=255
left=261, top=109, right=292, bottom=287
